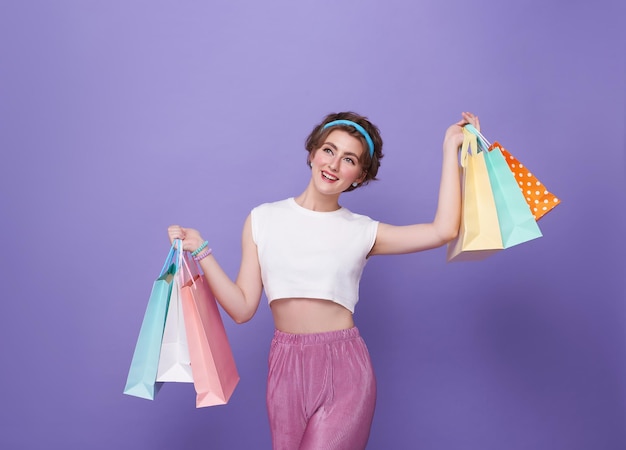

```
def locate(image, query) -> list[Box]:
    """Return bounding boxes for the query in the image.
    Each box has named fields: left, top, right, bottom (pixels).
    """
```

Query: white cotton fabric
left=251, top=198, right=378, bottom=313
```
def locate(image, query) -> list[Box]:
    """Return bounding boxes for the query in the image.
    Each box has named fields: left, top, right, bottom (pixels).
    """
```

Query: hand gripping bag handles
left=447, top=127, right=504, bottom=261
left=124, top=242, right=180, bottom=400
left=180, top=254, right=240, bottom=407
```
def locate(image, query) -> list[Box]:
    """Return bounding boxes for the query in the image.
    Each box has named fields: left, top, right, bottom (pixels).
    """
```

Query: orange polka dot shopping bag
left=495, top=145, right=560, bottom=220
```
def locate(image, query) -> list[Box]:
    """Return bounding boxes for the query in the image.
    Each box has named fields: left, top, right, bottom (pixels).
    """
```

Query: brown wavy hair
left=305, top=111, right=384, bottom=192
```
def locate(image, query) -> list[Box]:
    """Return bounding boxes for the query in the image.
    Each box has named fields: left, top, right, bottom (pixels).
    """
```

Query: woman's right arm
left=168, top=214, right=263, bottom=324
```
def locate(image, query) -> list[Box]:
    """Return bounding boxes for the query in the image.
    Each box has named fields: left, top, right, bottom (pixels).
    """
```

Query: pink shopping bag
left=180, top=259, right=240, bottom=407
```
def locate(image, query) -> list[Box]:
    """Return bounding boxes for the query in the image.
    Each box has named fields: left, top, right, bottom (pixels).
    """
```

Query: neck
left=295, top=183, right=341, bottom=212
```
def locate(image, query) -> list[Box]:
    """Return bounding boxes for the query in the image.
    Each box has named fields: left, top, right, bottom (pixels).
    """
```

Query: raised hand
left=443, top=112, right=481, bottom=153
left=167, top=225, right=205, bottom=253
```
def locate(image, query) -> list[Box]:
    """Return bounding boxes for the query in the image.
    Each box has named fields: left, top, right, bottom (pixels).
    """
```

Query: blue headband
left=322, top=119, right=375, bottom=158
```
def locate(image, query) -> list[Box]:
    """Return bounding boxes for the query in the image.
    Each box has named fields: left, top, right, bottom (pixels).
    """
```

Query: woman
left=168, top=110, right=480, bottom=449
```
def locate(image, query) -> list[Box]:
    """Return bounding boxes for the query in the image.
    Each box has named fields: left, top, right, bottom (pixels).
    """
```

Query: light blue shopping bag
left=124, top=242, right=180, bottom=400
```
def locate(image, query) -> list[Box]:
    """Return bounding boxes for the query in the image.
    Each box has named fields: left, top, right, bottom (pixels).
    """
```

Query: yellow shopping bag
left=447, top=128, right=504, bottom=262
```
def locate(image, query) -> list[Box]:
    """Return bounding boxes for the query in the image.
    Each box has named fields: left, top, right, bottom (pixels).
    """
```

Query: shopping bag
left=156, top=272, right=193, bottom=382
left=498, top=146, right=560, bottom=220
left=124, top=243, right=178, bottom=400
left=180, top=258, right=240, bottom=407
left=447, top=128, right=504, bottom=261
left=465, top=125, right=542, bottom=248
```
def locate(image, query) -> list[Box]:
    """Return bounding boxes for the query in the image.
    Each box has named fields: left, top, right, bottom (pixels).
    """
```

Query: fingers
left=443, top=112, right=481, bottom=151
left=449, top=112, right=480, bottom=130
left=167, top=226, right=205, bottom=253
left=167, top=225, right=186, bottom=243
left=461, top=111, right=480, bottom=132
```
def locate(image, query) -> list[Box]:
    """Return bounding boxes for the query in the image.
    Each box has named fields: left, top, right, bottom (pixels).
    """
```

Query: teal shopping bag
left=465, top=125, right=542, bottom=248
left=124, top=242, right=179, bottom=400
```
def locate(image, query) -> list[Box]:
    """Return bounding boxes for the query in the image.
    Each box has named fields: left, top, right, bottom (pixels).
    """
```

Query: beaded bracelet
left=191, top=240, right=209, bottom=257
left=193, top=247, right=213, bottom=262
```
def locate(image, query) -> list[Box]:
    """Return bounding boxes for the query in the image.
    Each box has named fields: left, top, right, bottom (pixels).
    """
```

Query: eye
left=343, top=157, right=355, bottom=165
left=323, top=147, right=333, bottom=155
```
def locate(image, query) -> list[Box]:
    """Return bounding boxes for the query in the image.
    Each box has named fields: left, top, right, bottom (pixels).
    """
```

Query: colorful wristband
left=193, top=247, right=213, bottom=262
left=191, top=240, right=208, bottom=256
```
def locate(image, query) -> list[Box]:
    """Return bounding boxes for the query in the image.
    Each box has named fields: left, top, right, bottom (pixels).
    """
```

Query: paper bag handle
left=464, top=124, right=491, bottom=152
left=158, top=240, right=181, bottom=277
left=177, top=247, right=204, bottom=292
left=460, top=127, right=480, bottom=168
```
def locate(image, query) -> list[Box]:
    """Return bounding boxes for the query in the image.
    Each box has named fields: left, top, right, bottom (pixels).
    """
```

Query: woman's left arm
left=370, top=112, right=480, bottom=256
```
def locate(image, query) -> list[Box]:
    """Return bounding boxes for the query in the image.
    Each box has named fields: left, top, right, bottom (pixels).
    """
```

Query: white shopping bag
left=156, top=276, right=194, bottom=382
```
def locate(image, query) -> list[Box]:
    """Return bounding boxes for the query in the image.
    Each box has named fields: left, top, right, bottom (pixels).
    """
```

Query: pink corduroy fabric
left=267, top=327, right=376, bottom=450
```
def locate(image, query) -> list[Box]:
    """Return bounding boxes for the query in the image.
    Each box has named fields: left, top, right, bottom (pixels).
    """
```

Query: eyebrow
left=323, top=141, right=361, bottom=159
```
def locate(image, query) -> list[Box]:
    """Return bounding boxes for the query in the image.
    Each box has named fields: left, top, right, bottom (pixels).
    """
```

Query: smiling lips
left=321, top=171, right=338, bottom=182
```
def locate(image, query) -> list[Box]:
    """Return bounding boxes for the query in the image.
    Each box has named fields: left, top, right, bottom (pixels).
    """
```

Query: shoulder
left=250, top=198, right=292, bottom=241
left=337, top=208, right=379, bottom=245
left=251, top=198, right=291, bottom=218
left=339, top=206, right=378, bottom=226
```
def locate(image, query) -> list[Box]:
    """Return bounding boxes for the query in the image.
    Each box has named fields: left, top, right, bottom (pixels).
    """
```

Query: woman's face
left=309, top=129, right=366, bottom=195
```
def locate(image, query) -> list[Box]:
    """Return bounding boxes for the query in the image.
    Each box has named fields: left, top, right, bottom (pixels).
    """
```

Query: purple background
left=1, top=1, right=625, bottom=449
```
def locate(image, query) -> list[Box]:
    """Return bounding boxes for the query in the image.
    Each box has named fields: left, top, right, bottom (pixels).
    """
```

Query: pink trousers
left=267, top=327, right=376, bottom=450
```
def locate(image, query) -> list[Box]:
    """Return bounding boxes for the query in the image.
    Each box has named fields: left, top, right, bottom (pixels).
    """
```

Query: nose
left=328, top=155, right=339, bottom=172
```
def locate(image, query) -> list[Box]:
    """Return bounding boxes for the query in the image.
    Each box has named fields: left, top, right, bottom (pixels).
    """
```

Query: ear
left=356, top=170, right=367, bottom=183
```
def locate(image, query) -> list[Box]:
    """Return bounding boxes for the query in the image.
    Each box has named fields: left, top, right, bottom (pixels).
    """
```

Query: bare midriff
left=270, top=298, right=355, bottom=334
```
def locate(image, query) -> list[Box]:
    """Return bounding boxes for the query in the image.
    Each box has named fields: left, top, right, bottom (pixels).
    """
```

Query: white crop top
left=250, top=198, right=379, bottom=313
